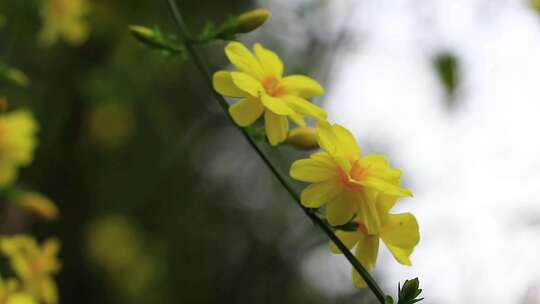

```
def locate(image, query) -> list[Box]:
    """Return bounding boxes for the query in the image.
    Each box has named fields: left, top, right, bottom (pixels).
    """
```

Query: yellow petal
left=290, top=158, right=336, bottom=183
left=326, top=193, right=357, bottom=226
left=229, top=98, right=264, bottom=127
left=333, top=124, right=361, bottom=160
left=253, top=43, right=283, bottom=78
left=316, top=120, right=338, bottom=154
left=356, top=235, right=380, bottom=270
left=40, top=277, right=58, bottom=304
left=330, top=230, right=360, bottom=254
left=352, top=234, right=379, bottom=288
left=356, top=177, right=412, bottom=197
left=0, top=162, right=17, bottom=187
left=261, top=94, right=294, bottom=115
left=372, top=190, right=398, bottom=225
left=361, top=154, right=389, bottom=166
left=230, top=72, right=264, bottom=97
left=380, top=213, right=419, bottom=266
left=212, top=71, right=247, bottom=97
left=356, top=191, right=382, bottom=234
left=334, top=155, right=352, bottom=174
left=281, top=95, right=327, bottom=120
left=8, top=293, right=37, bottom=304
left=362, top=155, right=402, bottom=180
left=281, top=75, right=324, bottom=97
left=225, top=42, right=264, bottom=79
left=288, top=113, right=305, bottom=127
left=310, top=152, right=336, bottom=167
left=300, top=179, right=341, bottom=208
left=264, top=110, right=288, bottom=145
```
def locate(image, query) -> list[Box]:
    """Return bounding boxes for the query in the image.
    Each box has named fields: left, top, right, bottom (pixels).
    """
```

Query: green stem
left=165, top=1, right=387, bottom=302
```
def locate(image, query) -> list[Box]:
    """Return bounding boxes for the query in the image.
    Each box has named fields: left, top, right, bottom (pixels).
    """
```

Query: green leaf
left=385, top=295, right=395, bottom=304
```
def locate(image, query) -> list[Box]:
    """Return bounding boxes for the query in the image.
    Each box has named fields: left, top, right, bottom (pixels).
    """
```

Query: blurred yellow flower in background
left=87, top=102, right=136, bottom=151
left=0, top=236, right=61, bottom=304
left=290, top=121, right=411, bottom=233
left=330, top=192, right=419, bottom=288
left=86, top=215, right=143, bottom=271
left=85, top=215, right=160, bottom=300
left=15, top=192, right=59, bottom=221
left=0, top=110, right=38, bottom=187
left=213, top=42, right=327, bottom=145
left=39, top=0, right=90, bottom=46
left=0, top=276, right=37, bottom=304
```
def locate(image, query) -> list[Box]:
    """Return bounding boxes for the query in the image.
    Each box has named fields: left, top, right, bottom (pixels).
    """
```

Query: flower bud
left=5, top=68, right=29, bottom=87
left=129, top=25, right=160, bottom=47
left=129, top=25, right=184, bottom=54
left=287, top=127, right=319, bottom=150
left=398, top=278, right=423, bottom=303
left=15, top=191, right=59, bottom=221
left=236, top=8, right=270, bottom=34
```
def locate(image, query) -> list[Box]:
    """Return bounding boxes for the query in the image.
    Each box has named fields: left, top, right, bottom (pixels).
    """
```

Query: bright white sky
left=255, top=0, right=540, bottom=303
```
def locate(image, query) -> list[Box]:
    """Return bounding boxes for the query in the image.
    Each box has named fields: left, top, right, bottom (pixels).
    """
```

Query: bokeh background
left=2, top=0, right=540, bottom=303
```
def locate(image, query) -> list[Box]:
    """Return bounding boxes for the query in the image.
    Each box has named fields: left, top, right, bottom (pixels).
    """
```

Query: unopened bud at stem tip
left=236, top=8, right=271, bottom=34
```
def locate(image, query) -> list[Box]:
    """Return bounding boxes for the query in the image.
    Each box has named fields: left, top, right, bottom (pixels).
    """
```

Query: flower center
left=336, top=160, right=367, bottom=192
left=262, top=76, right=285, bottom=97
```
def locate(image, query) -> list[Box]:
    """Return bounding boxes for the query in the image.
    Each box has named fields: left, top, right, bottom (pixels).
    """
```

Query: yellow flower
left=15, top=192, right=60, bottom=221
left=330, top=193, right=419, bottom=288
left=85, top=215, right=158, bottom=298
left=39, top=0, right=90, bottom=46
left=85, top=215, right=143, bottom=271
left=0, top=110, right=39, bottom=187
left=0, top=235, right=61, bottom=304
left=290, top=121, right=411, bottom=233
left=213, top=42, right=327, bottom=145
left=0, top=276, right=37, bottom=304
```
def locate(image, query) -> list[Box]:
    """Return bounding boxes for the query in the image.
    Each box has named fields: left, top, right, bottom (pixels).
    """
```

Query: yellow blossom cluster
left=85, top=215, right=160, bottom=299
left=39, top=0, right=90, bottom=46
left=213, top=42, right=326, bottom=145
left=0, top=110, right=38, bottom=187
left=0, top=236, right=61, bottom=304
left=213, top=42, right=419, bottom=288
left=0, top=101, right=61, bottom=302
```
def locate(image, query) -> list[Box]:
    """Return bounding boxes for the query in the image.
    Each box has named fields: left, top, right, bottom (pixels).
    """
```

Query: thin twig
left=165, top=1, right=387, bottom=302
